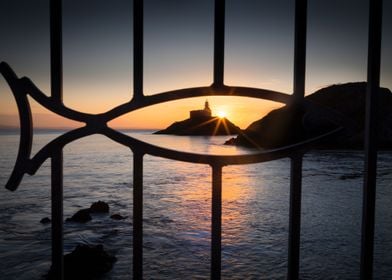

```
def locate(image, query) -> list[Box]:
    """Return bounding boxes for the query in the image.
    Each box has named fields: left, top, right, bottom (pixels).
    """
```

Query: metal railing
left=0, top=0, right=383, bottom=279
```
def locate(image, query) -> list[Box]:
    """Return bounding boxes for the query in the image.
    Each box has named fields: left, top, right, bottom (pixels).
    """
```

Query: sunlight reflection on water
left=128, top=131, right=255, bottom=155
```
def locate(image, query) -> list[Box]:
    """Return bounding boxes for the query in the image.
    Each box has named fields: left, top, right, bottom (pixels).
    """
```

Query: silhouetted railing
left=0, top=0, right=383, bottom=279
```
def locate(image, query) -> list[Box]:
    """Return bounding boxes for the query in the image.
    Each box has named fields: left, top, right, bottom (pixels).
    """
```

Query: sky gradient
left=0, top=0, right=391, bottom=129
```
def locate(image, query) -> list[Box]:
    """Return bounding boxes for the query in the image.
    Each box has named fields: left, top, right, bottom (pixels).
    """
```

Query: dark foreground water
left=0, top=131, right=391, bottom=279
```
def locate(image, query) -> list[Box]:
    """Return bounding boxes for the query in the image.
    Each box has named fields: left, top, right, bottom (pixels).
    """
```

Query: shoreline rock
left=40, top=217, right=51, bottom=224
left=46, top=244, right=117, bottom=280
left=90, top=201, right=110, bottom=213
left=66, top=209, right=92, bottom=223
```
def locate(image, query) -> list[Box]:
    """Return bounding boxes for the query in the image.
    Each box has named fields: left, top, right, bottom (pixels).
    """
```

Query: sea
left=0, top=130, right=391, bottom=280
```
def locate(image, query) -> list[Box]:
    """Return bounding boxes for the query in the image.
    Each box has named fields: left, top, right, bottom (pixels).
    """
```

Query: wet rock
left=66, top=209, right=92, bottom=223
left=40, top=217, right=51, bottom=224
left=46, top=244, right=117, bottom=280
left=90, top=201, right=109, bottom=213
left=110, top=214, right=126, bottom=220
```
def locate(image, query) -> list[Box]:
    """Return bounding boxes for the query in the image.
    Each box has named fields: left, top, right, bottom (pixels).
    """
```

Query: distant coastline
left=0, top=127, right=159, bottom=135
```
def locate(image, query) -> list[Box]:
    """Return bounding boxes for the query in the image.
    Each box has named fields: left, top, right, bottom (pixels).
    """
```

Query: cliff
left=226, top=82, right=392, bottom=149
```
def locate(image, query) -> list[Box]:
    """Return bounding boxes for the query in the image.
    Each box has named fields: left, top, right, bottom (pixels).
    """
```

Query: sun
left=217, top=110, right=227, bottom=118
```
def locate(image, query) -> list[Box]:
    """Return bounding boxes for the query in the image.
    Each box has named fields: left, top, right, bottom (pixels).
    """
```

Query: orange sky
left=0, top=71, right=286, bottom=130
left=0, top=87, right=283, bottom=130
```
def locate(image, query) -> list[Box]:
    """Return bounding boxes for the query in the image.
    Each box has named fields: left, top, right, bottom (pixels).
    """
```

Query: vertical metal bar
left=133, top=152, right=144, bottom=279
left=211, top=164, right=222, bottom=280
left=50, top=0, right=63, bottom=102
left=288, top=154, right=303, bottom=280
left=288, top=1, right=307, bottom=279
left=133, top=0, right=144, bottom=99
left=360, top=0, right=383, bottom=279
left=213, top=0, right=225, bottom=88
left=50, top=0, right=63, bottom=279
left=293, top=0, right=307, bottom=102
left=51, top=150, right=63, bottom=280
left=132, top=1, right=144, bottom=275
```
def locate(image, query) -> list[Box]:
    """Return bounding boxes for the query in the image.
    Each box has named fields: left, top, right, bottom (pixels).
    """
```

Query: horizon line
left=0, top=126, right=162, bottom=131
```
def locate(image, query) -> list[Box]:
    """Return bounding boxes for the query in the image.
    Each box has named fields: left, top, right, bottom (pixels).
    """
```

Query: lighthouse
left=189, top=100, right=212, bottom=119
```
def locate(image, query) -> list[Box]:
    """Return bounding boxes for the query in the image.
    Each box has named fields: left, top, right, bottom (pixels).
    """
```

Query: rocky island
left=225, top=82, right=392, bottom=149
left=154, top=100, right=242, bottom=135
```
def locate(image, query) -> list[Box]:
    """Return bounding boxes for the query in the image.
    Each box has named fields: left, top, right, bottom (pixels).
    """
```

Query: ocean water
left=0, top=130, right=391, bottom=280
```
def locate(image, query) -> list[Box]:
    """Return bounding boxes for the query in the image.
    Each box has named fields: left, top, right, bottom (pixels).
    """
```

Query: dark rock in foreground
left=155, top=116, right=242, bottom=136
left=110, top=214, right=127, bottom=220
left=90, top=201, right=110, bottom=213
left=66, top=201, right=111, bottom=223
left=40, top=217, right=51, bottom=224
left=227, top=82, right=392, bottom=149
left=46, top=244, right=117, bottom=280
left=66, top=209, right=92, bottom=223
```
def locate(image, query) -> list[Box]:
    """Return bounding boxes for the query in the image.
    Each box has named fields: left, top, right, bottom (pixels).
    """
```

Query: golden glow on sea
left=169, top=163, right=256, bottom=238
